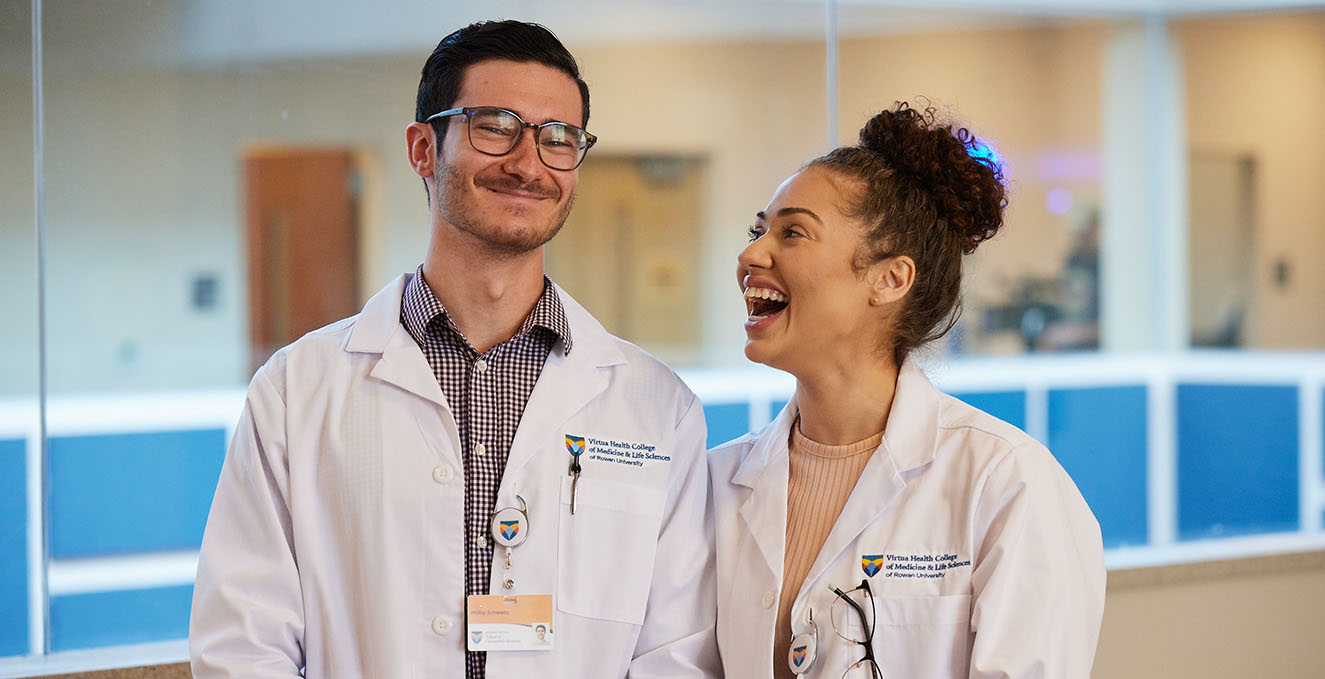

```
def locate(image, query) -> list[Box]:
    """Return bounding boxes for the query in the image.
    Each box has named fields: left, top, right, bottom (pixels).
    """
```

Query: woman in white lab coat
left=711, top=103, right=1106, bottom=679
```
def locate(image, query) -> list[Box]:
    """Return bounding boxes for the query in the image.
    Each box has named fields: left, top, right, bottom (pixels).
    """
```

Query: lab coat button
left=432, top=466, right=454, bottom=484
left=431, top=616, right=453, bottom=636
left=475, top=359, right=488, bottom=373
left=762, top=590, right=776, bottom=609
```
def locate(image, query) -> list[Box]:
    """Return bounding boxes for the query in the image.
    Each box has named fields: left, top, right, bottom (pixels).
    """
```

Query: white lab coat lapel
left=503, top=285, right=625, bottom=484
left=731, top=397, right=800, bottom=580
left=792, top=359, right=942, bottom=611
left=345, top=274, right=461, bottom=466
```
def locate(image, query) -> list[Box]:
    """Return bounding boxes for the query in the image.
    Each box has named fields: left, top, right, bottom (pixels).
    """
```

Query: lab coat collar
left=880, top=357, right=943, bottom=473
left=793, top=357, right=943, bottom=612
left=727, top=357, right=943, bottom=593
left=729, top=356, right=940, bottom=487
left=345, top=274, right=449, bottom=409
left=731, top=394, right=800, bottom=577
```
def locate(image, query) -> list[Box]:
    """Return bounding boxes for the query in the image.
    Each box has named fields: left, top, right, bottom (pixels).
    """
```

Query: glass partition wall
left=1, top=0, right=39, bottom=664
left=3, top=0, right=1324, bottom=675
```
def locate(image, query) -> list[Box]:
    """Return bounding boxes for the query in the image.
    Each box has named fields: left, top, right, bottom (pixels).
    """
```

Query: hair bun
left=858, top=101, right=1006, bottom=254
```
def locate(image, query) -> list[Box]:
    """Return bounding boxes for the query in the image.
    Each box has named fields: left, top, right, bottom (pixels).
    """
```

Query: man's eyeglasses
left=829, top=579, right=883, bottom=679
left=425, top=106, right=597, bottom=171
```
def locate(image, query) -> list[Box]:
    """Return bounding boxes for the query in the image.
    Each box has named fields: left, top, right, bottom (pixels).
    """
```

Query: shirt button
left=474, top=443, right=487, bottom=457
left=431, top=615, right=453, bottom=636
left=762, top=590, right=776, bottom=609
left=478, top=535, right=489, bottom=549
left=475, top=359, right=488, bottom=373
left=432, top=465, right=454, bottom=484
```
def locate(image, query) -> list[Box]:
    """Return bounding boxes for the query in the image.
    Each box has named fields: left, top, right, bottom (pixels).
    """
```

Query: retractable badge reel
left=788, top=611, right=819, bottom=675
left=490, top=495, right=529, bottom=590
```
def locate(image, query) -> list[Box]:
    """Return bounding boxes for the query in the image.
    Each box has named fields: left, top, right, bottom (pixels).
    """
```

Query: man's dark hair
left=416, top=20, right=590, bottom=145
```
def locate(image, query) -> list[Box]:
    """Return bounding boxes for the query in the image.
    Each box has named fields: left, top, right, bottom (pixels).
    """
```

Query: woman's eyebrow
left=754, top=207, right=824, bottom=225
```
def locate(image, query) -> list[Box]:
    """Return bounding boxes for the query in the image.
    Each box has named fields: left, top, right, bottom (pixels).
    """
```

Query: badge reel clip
left=788, top=609, right=819, bottom=675
left=490, top=495, right=529, bottom=591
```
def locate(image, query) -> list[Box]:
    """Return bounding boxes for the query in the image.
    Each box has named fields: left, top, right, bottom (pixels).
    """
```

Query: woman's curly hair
left=808, top=101, right=1008, bottom=364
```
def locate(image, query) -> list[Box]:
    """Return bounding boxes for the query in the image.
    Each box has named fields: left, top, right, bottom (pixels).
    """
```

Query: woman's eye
left=746, top=225, right=762, bottom=242
left=782, top=226, right=804, bottom=239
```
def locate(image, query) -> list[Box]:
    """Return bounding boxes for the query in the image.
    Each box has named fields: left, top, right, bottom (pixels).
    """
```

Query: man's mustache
left=476, top=175, right=560, bottom=199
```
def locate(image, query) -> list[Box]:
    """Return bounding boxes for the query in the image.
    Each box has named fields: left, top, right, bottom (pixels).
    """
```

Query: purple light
left=1046, top=188, right=1073, bottom=215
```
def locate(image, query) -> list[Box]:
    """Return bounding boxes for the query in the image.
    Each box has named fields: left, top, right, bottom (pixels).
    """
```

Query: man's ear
left=406, top=122, right=436, bottom=179
left=867, top=255, right=916, bottom=306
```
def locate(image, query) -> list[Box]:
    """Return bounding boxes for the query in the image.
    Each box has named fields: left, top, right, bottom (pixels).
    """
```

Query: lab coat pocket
left=556, top=475, right=668, bottom=625
left=871, top=594, right=971, bottom=679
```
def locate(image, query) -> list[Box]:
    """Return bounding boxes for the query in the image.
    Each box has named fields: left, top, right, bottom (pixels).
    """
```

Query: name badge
left=466, top=594, right=555, bottom=651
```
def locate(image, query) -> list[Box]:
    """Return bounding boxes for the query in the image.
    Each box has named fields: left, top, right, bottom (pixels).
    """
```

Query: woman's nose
left=737, top=235, right=771, bottom=271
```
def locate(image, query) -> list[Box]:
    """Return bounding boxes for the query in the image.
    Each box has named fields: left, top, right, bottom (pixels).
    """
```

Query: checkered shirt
left=401, top=266, right=571, bottom=678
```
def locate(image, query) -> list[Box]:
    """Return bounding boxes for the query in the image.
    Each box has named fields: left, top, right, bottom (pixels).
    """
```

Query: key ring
left=491, top=495, right=529, bottom=549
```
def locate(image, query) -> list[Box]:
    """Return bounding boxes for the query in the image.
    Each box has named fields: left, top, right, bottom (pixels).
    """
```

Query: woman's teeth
left=744, top=287, right=788, bottom=303
left=744, top=287, right=789, bottom=320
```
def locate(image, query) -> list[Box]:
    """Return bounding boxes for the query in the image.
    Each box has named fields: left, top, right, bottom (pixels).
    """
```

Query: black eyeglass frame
left=830, top=579, right=883, bottom=679
left=425, top=106, right=598, bottom=171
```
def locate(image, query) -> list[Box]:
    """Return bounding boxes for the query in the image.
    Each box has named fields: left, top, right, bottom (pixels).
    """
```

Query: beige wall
left=1095, top=552, right=1325, bottom=678
left=1180, top=13, right=1325, bottom=349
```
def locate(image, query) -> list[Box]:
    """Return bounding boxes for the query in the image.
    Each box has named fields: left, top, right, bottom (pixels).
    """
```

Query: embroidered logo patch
left=565, top=435, right=586, bottom=456
left=861, top=554, right=884, bottom=578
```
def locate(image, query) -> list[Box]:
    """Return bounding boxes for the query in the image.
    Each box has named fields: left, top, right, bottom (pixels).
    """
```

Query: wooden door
left=245, top=149, right=360, bottom=372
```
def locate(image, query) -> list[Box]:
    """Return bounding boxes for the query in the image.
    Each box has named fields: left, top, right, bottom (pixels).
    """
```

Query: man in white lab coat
left=190, top=21, right=718, bottom=679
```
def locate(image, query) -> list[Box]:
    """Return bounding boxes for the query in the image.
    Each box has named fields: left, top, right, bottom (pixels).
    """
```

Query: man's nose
left=501, top=127, right=544, bottom=181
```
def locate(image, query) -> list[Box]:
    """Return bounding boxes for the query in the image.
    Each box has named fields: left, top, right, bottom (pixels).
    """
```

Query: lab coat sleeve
left=967, top=442, right=1106, bottom=679
left=189, top=360, right=306, bottom=678
left=627, top=394, right=722, bottom=678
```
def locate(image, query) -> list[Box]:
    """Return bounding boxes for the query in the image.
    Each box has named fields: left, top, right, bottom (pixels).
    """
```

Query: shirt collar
left=401, top=265, right=573, bottom=354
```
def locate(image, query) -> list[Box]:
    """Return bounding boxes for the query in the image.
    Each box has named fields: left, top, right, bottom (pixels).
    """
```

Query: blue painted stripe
left=1177, top=384, right=1299, bottom=540
left=0, top=439, right=27, bottom=657
left=1047, top=386, right=1148, bottom=548
left=951, top=390, right=1027, bottom=431
left=49, top=429, right=227, bottom=558
left=704, top=402, right=751, bottom=449
left=50, top=585, right=193, bottom=651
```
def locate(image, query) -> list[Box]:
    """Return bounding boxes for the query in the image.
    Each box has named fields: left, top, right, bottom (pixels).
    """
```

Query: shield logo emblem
left=862, top=554, right=884, bottom=577
left=471, top=631, right=483, bottom=645
left=792, top=645, right=808, bottom=667
left=565, top=435, right=585, bottom=456
left=500, top=520, right=520, bottom=541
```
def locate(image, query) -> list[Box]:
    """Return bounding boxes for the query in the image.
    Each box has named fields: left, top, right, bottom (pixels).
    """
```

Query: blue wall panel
left=952, top=390, right=1027, bottom=431
left=704, top=402, right=751, bottom=449
left=49, top=429, right=226, bottom=558
left=50, top=585, right=193, bottom=651
left=770, top=399, right=790, bottom=421
left=1047, top=387, right=1148, bottom=548
left=1177, top=384, right=1299, bottom=540
left=0, top=439, right=27, bottom=657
